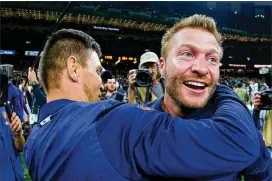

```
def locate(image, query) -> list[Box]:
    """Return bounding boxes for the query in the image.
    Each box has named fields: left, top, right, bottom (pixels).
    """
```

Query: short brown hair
left=38, top=29, right=102, bottom=92
left=161, top=14, right=223, bottom=59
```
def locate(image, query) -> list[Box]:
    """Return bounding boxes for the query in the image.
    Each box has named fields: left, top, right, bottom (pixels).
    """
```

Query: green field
left=21, top=153, right=32, bottom=181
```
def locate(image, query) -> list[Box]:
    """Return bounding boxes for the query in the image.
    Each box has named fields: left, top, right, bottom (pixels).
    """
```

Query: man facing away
left=24, top=28, right=261, bottom=181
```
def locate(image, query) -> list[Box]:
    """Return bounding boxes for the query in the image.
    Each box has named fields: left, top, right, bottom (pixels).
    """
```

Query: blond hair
left=161, top=14, right=223, bottom=59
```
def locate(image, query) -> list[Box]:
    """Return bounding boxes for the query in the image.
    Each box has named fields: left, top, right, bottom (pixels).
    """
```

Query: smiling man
left=160, top=16, right=222, bottom=114
left=24, top=28, right=265, bottom=181
left=147, top=14, right=272, bottom=180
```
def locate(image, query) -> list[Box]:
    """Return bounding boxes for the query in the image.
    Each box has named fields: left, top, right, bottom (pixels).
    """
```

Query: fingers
left=10, top=113, right=22, bottom=134
left=128, top=70, right=136, bottom=86
left=13, top=121, right=21, bottom=133
left=10, top=112, right=17, bottom=123
left=129, top=69, right=136, bottom=75
left=129, top=74, right=136, bottom=85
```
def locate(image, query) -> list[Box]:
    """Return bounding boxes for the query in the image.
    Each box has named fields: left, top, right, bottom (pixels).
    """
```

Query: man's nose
left=191, top=57, right=208, bottom=76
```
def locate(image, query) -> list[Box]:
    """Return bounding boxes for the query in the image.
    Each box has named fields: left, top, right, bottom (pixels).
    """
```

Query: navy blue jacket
left=0, top=107, right=24, bottom=181
left=146, top=87, right=272, bottom=181
left=24, top=84, right=261, bottom=181
left=18, top=88, right=29, bottom=120
left=8, top=82, right=24, bottom=122
left=31, top=84, right=46, bottom=115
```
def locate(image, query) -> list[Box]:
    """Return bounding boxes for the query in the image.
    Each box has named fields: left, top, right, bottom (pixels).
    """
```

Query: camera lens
left=135, top=70, right=152, bottom=87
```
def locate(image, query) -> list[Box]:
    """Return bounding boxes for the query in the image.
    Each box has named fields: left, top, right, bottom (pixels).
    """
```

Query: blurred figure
left=253, top=91, right=272, bottom=158
left=128, top=52, right=164, bottom=104
left=0, top=109, right=25, bottom=181
left=234, top=82, right=249, bottom=104
left=8, top=79, right=24, bottom=123
left=249, top=80, right=255, bottom=105
left=104, top=78, right=126, bottom=102
left=28, top=68, right=46, bottom=126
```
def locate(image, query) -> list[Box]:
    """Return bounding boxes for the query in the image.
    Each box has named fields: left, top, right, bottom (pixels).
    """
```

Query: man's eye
left=181, top=52, right=192, bottom=57
left=207, top=58, right=218, bottom=64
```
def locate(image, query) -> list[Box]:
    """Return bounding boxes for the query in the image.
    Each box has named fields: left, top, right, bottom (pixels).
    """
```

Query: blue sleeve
left=97, top=85, right=259, bottom=178
left=24, top=103, right=29, bottom=116
left=8, top=86, right=24, bottom=121
left=32, top=84, right=46, bottom=107
left=252, top=109, right=261, bottom=130
left=241, top=130, right=272, bottom=180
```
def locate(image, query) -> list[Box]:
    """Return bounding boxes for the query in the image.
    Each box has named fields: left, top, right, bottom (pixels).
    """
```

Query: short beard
left=165, top=70, right=217, bottom=110
left=83, top=82, right=99, bottom=103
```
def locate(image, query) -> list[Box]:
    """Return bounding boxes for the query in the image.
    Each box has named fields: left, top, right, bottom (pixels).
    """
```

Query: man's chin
left=185, top=101, right=207, bottom=109
left=178, top=95, right=209, bottom=109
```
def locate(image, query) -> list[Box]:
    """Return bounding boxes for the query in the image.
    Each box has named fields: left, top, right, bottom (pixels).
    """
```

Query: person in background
left=8, top=79, right=24, bottom=123
left=27, top=68, right=46, bottom=125
left=253, top=84, right=272, bottom=158
left=128, top=51, right=164, bottom=104
left=234, top=82, right=249, bottom=104
left=249, top=80, right=255, bottom=106
left=0, top=108, right=25, bottom=181
left=104, top=78, right=126, bottom=102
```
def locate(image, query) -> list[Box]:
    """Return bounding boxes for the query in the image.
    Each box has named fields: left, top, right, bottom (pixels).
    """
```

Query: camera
left=0, top=64, right=14, bottom=117
left=0, top=64, right=14, bottom=78
left=260, top=89, right=272, bottom=110
left=135, top=68, right=152, bottom=87
left=0, top=64, right=14, bottom=99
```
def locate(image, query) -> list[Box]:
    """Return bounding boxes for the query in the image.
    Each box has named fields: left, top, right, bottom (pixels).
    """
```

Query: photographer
left=128, top=52, right=164, bottom=104
left=253, top=83, right=272, bottom=158
left=0, top=68, right=25, bottom=180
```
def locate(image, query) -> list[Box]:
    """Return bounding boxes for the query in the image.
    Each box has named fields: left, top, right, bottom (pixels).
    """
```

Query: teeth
left=185, top=81, right=205, bottom=87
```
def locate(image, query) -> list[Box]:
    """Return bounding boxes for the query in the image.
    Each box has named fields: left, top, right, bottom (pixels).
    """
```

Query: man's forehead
left=172, top=28, right=220, bottom=52
left=108, top=79, right=116, bottom=82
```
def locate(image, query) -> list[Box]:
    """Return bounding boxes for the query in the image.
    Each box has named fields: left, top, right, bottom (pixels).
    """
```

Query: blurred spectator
left=104, top=78, right=127, bottom=102
left=234, top=82, right=249, bottom=104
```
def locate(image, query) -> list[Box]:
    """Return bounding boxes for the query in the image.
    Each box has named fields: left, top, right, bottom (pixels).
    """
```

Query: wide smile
left=183, top=81, right=208, bottom=94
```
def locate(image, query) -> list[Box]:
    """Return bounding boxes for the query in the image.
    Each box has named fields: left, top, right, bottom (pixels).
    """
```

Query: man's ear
left=159, top=57, right=166, bottom=77
left=67, top=56, right=79, bottom=82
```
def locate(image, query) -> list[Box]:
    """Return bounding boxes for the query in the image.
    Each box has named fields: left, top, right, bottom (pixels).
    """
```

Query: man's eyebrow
left=178, top=43, right=220, bottom=55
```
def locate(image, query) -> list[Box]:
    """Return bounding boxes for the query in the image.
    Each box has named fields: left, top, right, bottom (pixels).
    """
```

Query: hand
left=9, top=112, right=22, bottom=137
left=28, top=68, right=37, bottom=84
left=128, top=69, right=136, bottom=89
left=253, top=92, right=262, bottom=111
